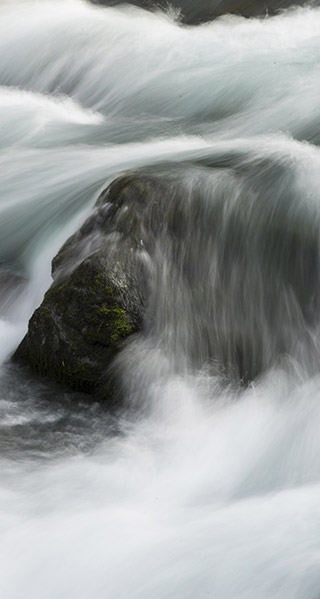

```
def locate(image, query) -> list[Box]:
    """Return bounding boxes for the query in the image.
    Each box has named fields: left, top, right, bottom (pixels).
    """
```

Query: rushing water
left=2, top=1, right=320, bottom=597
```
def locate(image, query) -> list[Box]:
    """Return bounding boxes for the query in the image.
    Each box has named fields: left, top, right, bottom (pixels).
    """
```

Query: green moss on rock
left=99, top=305, right=132, bottom=343
left=13, top=175, right=150, bottom=405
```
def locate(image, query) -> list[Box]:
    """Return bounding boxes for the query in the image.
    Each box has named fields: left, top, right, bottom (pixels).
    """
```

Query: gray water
left=2, top=1, right=320, bottom=597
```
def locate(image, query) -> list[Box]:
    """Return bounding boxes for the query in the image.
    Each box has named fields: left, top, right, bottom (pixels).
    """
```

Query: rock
left=15, top=164, right=320, bottom=398
left=14, top=175, right=151, bottom=404
left=90, top=0, right=318, bottom=24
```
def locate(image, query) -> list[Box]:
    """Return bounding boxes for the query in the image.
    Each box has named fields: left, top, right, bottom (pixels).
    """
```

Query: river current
left=1, top=1, right=320, bottom=597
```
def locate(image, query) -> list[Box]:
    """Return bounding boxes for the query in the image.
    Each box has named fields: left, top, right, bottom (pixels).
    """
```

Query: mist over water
left=1, top=1, right=320, bottom=597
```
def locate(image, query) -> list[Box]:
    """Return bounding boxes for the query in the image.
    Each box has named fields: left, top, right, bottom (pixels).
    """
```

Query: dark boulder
left=14, top=163, right=320, bottom=399
left=14, top=175, right=151, bottom=404
left=90, top=0, right=318, bottom=25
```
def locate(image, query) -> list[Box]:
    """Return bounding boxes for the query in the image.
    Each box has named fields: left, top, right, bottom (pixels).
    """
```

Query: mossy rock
left=14, top=176, right=151, bottom=405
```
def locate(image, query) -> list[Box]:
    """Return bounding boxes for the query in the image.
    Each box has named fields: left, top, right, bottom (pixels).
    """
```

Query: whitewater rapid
left=1, top=1, right=320, bottom=597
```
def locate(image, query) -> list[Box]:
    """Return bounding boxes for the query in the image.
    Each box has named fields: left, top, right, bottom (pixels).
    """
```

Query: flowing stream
left=2, top=1, right=320, bottom=597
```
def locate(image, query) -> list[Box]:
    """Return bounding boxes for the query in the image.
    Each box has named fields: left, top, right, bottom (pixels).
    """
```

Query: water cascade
left=2, top=2, right=320, bottom=597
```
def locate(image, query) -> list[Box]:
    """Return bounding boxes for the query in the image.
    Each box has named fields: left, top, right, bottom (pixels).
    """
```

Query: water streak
left=1, top=1, right=320, bottom=597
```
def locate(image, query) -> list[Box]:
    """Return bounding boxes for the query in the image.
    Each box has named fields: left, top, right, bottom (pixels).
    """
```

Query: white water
left=1, top=1, right=320, bottom=597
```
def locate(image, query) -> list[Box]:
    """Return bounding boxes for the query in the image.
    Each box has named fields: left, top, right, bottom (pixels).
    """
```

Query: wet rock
left=14, top=164, right=320, bottom=398
left=91, top=0, right=318, bottom=25
left=14, top=176, right=151, bottom=404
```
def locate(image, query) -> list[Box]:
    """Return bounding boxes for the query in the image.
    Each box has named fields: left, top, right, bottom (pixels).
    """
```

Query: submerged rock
left=91, top=0, right=319, bottom=24
left=14, top=176, right=151, bottom=404
left=13, top=162, right=320, bottom=400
